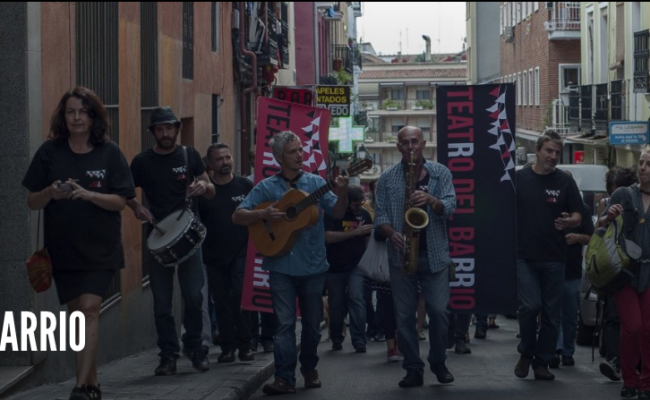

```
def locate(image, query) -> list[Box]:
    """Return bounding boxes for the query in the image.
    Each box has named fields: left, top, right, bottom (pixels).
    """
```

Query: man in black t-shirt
left=324, top=185, right=373, bottom=352
left=198, top=143, right=254, bottom=363
left=514, top=130, right=583, bottom=381
left=127, top=107, right=215, bottom=376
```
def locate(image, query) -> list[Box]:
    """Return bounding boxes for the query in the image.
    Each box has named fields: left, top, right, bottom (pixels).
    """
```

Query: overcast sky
left=357, top=2, right=467, bottom=56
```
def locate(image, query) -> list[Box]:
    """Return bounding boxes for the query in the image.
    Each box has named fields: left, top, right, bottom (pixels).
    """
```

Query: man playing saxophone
left=374, top=126, right=457, bottom=388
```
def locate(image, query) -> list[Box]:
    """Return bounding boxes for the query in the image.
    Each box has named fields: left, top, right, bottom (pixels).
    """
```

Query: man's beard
left=156, top=137, right=176, bottom=150
left=217, top=166, right=232, bottom=175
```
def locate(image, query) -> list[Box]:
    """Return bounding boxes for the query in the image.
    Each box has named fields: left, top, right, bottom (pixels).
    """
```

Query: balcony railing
left=333, top=45, right=358, bottom=74
left=547, top=99, right=571, bottom=135
left=544, top=2, right=580, bottom=39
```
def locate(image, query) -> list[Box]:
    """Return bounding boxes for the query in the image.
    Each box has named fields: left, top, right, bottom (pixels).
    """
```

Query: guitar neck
left=294, top=181, right=334, bottom=213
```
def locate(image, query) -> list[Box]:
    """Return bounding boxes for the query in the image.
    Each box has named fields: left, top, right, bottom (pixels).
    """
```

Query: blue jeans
left=148, top=249, right=205, bottom=359
left=326, top=268, right=367, bottom=348
left=390, top=252, right=449, bottom=374
left=270, top=271, right=325, bottom=387
left=556, top=278, right=580, bottom=357
left=516, top=259, right=564, bottom=367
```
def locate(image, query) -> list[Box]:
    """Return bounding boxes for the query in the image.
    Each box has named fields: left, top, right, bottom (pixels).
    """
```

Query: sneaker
left=373, top=333, right=386, bottom=342
left=218, top=350, right=236, bottom=363
left=262, top=378, right=296, bottom=395
left=300, top=368, right=322, bottom=389
left=418, top=331, right=426, bottom=341
left=262, top=339, right=275, bottom=353
left=474, top=327, right=487, bottom=339
left=454, top=340, right=471, bottom=354
left=561, top=356, right=575, bottom=366
left=549, top=354, right=561, bottom=369
left=239, top=348, right=255, bottom=361
left=431, top=364, right=455, bottom=384
left=398, top=370, right=424, bottom=387
left=154, top=357, right=177, bottom=376
left=87, top=384, right=101, bottom=400
left=69, top=386, right=91, bottom=400
left=533, top=365, right=555, bottom=381
left=599, top=359, right=621, bottom=381
left=621, top=386, right=638, bottom=399
left=332, top=343, right=343, bottom=351
left=514, top=356, right=532, bottom=378
left=354, top=345, right=367, bottom=353
left=387, top=348, right=403, bottom=362
left=190, top=350, right=210, bottom=372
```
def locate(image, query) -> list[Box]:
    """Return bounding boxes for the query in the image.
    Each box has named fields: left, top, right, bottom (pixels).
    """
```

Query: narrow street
left=251, top=316, right=620, bottom=400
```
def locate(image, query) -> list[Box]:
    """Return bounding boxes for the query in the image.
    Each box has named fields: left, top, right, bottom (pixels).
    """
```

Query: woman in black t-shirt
left=22, top=87, right=135, bottom=400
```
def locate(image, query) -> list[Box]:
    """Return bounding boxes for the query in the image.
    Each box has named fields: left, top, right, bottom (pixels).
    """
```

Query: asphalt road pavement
left=250, top=316, right=621, bottom=400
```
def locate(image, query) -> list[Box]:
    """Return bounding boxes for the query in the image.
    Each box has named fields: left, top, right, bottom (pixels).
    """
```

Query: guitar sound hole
left=285, top=206, right=297, bottom=219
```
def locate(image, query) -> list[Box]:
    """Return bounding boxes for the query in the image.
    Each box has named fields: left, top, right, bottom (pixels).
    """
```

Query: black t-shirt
left=130, top=146, right=206, bottom=221
left=417, top=172, right=430, bottom=253
left=325, top=207, right=372, bottom=273
left=565, top=202, right=594, bottom=280
left=516, top=167, right=583, bottom=261
left=198, top=175, right=253, bottom=267
left=22, top=140, right=136, bottom=270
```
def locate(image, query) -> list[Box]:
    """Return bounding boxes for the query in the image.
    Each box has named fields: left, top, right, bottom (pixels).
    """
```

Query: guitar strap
left=277, top=171, right=303, bottom=190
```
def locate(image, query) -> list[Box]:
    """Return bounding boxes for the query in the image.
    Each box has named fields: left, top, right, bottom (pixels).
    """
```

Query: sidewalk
left=2, top=345, right=275, bottom=400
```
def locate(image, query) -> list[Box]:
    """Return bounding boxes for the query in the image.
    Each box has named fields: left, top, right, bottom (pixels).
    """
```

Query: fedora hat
left=148, top=107, right=181, bottom=131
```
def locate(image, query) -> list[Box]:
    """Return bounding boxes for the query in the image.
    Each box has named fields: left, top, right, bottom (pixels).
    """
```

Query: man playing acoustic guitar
left=233, top=130, right=349, bottom=395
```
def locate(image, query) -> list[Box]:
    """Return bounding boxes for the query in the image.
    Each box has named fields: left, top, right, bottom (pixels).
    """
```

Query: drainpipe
left=240, top=2, right=257, bottom=175
left=422, top=35, right=431, bottom=62
left=314, top=2, right=319, bottom=84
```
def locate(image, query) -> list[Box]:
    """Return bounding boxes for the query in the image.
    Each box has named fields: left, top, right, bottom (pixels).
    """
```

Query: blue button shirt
left=238, top=173, right=337, bottom=276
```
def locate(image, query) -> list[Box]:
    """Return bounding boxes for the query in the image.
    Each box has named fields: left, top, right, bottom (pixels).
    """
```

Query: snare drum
left=147, top=209, right=206, bottom=267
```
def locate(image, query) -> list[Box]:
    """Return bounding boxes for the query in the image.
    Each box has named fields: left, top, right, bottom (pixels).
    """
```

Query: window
left=391, top=88, right=404, bottom=100
left=580, top=85, right=593, bottom=128
left=416, top=90, right=430, bottom=100
left=535, top=67, right=540, bottom=106
left=183, top=2, right=194, bottom=79
left=211, top=2, right=220, bottom=52
left=528, top=69, right=533, bottom=106
left=517, top=72, right=522, bottom=105
left=522, top=71, right=527, bottom=106
left=559, top=64, right=581, bottom=92
left=634, top=30, right=649, bottom=93
left=76, top=2, right=119, bottom=144
left=534, top=2, right=539, bottom=12
left=610, top=80, right=623, bottom=121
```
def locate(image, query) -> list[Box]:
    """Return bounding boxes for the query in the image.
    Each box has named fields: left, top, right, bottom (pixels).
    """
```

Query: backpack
left=584, top=213, right=641, bottom=295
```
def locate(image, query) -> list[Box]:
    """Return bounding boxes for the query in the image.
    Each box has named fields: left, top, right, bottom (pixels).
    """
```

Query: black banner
left=436, top=84, right=517, bottom=314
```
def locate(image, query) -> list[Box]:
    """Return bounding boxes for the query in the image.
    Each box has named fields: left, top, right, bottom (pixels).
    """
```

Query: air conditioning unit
left=504, top=26, right=514, bottom=43
left=316, top=2, right=335, bottom=10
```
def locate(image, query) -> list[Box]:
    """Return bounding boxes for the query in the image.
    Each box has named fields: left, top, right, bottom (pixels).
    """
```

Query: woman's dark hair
left=49, top=87, right=109, bottom=146
left=605, top=166, right=637, bottom=195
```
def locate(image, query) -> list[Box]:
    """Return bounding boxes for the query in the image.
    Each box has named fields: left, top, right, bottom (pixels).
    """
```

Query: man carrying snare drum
left=127, top=107, right=215, bottom=376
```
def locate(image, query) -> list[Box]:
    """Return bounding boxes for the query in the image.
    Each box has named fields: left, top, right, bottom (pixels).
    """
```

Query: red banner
left=272, top=86, right=317, bottom=107
left=241, top=97, right=331, bottom=312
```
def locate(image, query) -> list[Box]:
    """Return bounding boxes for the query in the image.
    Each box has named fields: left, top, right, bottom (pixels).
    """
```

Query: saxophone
left=402, top=151, right=429, bottom=274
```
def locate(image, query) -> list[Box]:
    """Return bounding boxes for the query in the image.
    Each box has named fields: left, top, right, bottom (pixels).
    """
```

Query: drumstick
left=142, top=220, right=166, bottom=235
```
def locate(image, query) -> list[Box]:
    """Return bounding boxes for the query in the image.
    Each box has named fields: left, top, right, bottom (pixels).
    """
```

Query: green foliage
left=415, top=99, right=434, bottom=109
left=382, top=98, right=401, bottom=110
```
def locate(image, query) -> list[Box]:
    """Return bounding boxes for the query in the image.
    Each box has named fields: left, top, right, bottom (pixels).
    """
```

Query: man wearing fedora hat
left=127, top=106, right=215, bottom=376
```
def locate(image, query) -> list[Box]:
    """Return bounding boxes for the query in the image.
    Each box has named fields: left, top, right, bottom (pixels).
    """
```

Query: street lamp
left=357, top=144, right=368, bottom=159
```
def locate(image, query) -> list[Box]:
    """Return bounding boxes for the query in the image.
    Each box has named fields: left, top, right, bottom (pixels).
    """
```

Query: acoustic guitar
left=249, top=158, right=373, bottom=257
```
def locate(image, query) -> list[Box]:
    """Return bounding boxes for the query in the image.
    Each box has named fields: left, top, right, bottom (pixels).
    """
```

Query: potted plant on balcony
left=415, top=99, right=434, bottom=110
left=333, top=69, right=352, bottom=85
left=382, top=98, right=400, bottom=110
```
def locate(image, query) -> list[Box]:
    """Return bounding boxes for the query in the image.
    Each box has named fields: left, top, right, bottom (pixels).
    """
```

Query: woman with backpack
left=602, top=152, right=650, bottom=399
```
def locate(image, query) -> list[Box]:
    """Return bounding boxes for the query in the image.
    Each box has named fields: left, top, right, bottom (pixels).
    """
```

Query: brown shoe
left=533, top=365, right=555, bottom=381
left=301, top=368, right=322, bottom=389
left=514, top=356, right=532, bottom=378
left=262, top=378, right=296, bottom=395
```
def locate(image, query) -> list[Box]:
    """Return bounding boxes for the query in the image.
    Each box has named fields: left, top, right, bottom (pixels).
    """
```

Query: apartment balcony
left=367, top=98, right=436, bottom=116
left=544, top=2, right=580, bottom=40
left=332, top=45, right=361, bottom=74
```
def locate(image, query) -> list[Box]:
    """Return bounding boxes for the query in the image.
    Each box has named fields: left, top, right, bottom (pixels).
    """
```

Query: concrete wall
left=475, top=3, right=501, bottom=83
